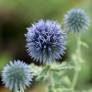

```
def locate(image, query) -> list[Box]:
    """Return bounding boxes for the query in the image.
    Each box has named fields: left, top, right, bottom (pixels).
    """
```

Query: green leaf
left=29, top=64, right=42, bottom=76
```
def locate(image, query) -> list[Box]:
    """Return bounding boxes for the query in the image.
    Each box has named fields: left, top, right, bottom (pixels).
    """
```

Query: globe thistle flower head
left=64, top=8, right=90, bottom=32
left=25, top=20, right=66, bottom=64
left=2, top=60, right=33, bottom=92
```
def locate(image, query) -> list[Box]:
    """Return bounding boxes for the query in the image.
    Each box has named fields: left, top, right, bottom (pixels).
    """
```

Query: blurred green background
left=0, top=0, right=92, bottom=92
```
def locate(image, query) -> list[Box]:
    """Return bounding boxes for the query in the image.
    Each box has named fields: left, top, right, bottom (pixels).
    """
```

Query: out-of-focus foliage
left=0, top=0, right=92, bottom=92
left=0, top=53, right=11, bottom=71
left=0, top=0, right=79, bottom=22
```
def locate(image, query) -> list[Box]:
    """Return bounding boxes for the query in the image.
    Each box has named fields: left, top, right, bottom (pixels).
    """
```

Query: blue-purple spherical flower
left=25, top=20, right=66, bottom=64
left=64, top=8, right=90, bottom=32
left=2, top=60, right=33, bottom=92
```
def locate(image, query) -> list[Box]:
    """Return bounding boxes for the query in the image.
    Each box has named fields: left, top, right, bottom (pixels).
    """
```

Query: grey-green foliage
left=29, top=8, right=91, bottom=92
left=28, top=8, right=91, bottom=92
left=30, top=35, right=90, bottom=92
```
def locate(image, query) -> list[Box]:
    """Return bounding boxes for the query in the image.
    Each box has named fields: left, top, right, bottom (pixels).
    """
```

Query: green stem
left=46, top=65, right=56, bottom=92
left=71, top=65, right=79, bottom=91
left=71, top=35, right=81, bottom=92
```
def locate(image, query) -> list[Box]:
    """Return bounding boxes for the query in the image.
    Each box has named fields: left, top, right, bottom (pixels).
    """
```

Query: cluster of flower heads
left=2, top=60, right=33, bottom=92
left=25, top=20, right=66, bottom=64
left=64, top=8, right=89, bottom=32
left=1, top=8, right=90, bottom=92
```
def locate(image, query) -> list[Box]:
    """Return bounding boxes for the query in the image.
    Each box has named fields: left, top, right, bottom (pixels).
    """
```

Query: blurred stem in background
left=71, top=33, right=89, bottom=92
left=71, top=34, right=82, bottom=92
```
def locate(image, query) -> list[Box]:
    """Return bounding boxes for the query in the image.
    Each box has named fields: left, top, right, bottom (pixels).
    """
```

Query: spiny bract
left=64, top=8, right=90, bottom=32
left=2, top=60, right=33, bottom=92
left=25, top=20, right=66, bottom=64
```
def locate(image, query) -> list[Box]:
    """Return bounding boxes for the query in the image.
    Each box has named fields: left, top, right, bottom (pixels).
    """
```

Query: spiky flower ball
left=25, top=20, right=66, bottom=64
left=2, top=60, right=33, bottom=92
left=64, top=8, right=90, bottom=32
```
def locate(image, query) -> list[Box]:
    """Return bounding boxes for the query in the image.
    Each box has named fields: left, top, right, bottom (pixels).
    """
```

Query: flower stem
left=71, top=66, right=79, bottom=91
left=71, top=35, right=81, bottom=91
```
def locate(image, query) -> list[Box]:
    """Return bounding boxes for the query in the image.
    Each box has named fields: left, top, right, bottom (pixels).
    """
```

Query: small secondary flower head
left=25, top=20, right=66, bottom=64
left=64, top=8, right=90, bottom=32
left=2, top=60, right=33, bottom=92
